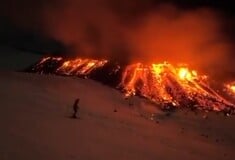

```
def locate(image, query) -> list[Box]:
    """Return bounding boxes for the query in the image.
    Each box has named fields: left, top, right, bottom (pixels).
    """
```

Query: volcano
left=26, top=56, right=235, bottom=114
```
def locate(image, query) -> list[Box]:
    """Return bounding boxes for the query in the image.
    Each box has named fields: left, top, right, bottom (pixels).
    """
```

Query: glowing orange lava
left=225, top=82, right=235, bottom=96
left=56, top=58, right=108, bottom=75
left=120, top=62, right=233, bottom=111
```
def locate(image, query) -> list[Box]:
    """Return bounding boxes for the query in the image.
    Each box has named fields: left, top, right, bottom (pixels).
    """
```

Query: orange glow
left=38, top=57, right=62, bottom=65
left=225, top=82, right=235, bottom=96
left=120, top=63, right=201, bottom=98
left=56, top=58, right=108, bottom=75
left=120, top=62, right=233, bottom=111
left=178, top=68, right=192, bottom=80
left=231, top=86, right=235, bottom=92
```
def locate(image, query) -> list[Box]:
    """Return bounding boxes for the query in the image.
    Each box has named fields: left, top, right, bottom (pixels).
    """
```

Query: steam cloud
left=1, top=0, right=234, bottom=77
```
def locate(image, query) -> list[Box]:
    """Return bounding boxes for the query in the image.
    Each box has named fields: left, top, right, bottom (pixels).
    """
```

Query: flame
left=120, top=62, right=234, bottom=111
left=37, top=56, right=63, bottom=66
left=231, top=86, right=235, bottom=93
left=32, top=57, right=108, bottom=76
left=178, top=67, right=194, bottom=80
left=56, top=58, right=108, bottom=75
left=225, top=82, right=235, bottom=97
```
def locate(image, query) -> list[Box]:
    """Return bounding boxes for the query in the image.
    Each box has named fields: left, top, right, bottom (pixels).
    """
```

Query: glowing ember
left=231, top=86, right=235, bottom=93
left=31, top=57, right=108, bottom=76
left=225, top=82, right=235, bottom=97
left=120, top=62, right=234, bottom=111
left=178, top=67, right=194, bottom=80
left=56, top=58, right=108, bottom=75
left=28, top=56, right=235, bottom=113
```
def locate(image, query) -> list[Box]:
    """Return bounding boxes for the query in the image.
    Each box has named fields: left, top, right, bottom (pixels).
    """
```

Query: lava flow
left=30, top=56, right=108, bottom=76
left=27, top=56, right=235, bottom=114
left=120, top=62, right=234, bottom=112
left=225, top=82, right=235, bottom=97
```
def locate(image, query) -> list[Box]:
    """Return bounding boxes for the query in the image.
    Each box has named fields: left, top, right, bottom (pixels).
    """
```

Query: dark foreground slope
left=0, top=72, right=235, bottom=160
left=0, top=46, right=41, bottom=71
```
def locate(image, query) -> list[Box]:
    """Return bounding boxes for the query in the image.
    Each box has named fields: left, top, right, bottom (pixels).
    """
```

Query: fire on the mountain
left=119, top=62, right=233, bottom=112
left=31, top=56, right=108, bottom=76
left=225, top=82, right=235, bottom=97
left=28, top=56, right=235, bottom=113
left=56, top=58, right=108, bottom=76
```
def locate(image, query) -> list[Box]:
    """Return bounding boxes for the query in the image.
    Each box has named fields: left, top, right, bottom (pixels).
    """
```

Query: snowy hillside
left=0, top=71, right=235, bottom=160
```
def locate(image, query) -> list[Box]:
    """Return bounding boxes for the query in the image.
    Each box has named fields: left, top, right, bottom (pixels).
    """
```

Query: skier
left=72, top=98, right=80, bottom=118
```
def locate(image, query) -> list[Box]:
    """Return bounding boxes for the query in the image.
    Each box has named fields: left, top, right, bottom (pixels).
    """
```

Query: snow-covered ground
left=0, top=48, right=235, bottom=160
left=0, top=71, right=235, bottom=160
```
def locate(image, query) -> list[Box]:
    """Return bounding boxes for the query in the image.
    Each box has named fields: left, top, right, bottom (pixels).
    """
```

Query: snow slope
left=0, top=71, right=235, bottom=160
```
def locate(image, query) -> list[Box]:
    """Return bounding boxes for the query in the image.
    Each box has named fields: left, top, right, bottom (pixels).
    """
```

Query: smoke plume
left=1, top=0, right=234, bottom=77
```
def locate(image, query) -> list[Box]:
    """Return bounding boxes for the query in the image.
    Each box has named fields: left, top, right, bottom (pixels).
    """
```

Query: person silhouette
left=72, top=98, right=80, bottom=118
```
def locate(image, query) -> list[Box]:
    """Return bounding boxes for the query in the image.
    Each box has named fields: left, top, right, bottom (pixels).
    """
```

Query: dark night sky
left=0, top=0, right=234, bottom=64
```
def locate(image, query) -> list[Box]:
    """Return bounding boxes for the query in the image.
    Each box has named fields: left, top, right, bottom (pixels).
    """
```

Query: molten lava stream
left=225, top=82, right=235, bottom=98
left=120, top=62, right=235, bottom=112
left=56, top=58, right=108, bottom=76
